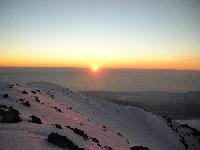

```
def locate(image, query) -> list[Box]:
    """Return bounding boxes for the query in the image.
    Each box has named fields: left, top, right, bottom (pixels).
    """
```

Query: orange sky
left=0, top=0, right=200, bottom=70
left=0, top=52, right=199, bottom=70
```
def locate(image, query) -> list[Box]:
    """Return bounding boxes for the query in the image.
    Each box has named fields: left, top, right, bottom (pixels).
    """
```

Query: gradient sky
left=0, top=0, right=200, bottom=69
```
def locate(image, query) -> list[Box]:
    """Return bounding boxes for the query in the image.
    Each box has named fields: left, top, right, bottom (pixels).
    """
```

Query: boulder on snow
left=2, top=94, right=9, bottom=98
left=65, top=126, right=89, bottom=141
left=31, top=91, right=36, bottom=94
left=74, top=128, right=89, bottom=140
left=179, top=136, right=188, bottom=150
left=57, top=108, right=62, bottom=112
left=117, top=132, right=123, bottom=137
left=103, top=146, right=113, bottom=150
left=22, top=101, right=30, bottom=107
left=53, top=106, right=62, bottom=112
left=130, top=146, right=150, bottom=150
left=90, top=137, right=99, bottom=143
left=19, top=98, right=25, bottom=102
left=0, top=105, right=22, bottom=123
left=22, top=90, right=28, bottom=94
left=35, top=96, right=40, bottom=102
left=53, top=124, right=62, bottom=129
left=29, top=115, right=42, bottom=124
left=48, top=132, right=84, bottom=149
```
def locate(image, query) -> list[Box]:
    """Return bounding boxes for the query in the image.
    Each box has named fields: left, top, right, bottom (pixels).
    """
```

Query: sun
left=91, top=65, right=99, bottom=72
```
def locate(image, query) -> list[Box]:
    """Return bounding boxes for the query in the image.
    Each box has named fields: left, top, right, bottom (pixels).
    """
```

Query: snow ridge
left=0, top=81, right=199, bottom=150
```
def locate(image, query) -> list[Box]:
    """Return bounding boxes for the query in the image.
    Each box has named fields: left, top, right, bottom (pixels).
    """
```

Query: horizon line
left=0, top=66, right=199, bottom=71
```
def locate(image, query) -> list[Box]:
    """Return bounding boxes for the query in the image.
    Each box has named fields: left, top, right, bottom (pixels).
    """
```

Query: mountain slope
left=0, top=81, right=199, bottom=150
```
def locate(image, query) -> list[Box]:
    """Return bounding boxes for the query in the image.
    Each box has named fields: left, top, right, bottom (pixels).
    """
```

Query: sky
left=0, top=0, right=200, bottom=70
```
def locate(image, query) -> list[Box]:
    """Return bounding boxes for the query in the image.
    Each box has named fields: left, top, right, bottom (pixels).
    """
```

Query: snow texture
left=0, top=81, right=199, bottom=150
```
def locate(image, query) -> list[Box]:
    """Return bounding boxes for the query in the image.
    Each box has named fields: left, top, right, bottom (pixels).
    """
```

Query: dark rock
left=0, top=106, right=21, bottom=123
left=0, top=104, right=7, bottom=109
left=90, top=137, right=99, bottom=143
left=65, top=126, right=89, bottom=141
left=73, top=128, right=89, bottom=140
left=97, top=143, right=102, bottom=147
left=179, top=136, right=188, bottom=150
left=19, top=99, right=25, bottom=102
left=103, top=146, right=113, bottom=150
left=130, top=146, right=150, bottom=150
left=65, top=125, right=74, bottom=130
left=35, top=96, right=40, bottom=102
left=29, top=115, right=42, bottom=124
left=2, top=94, right=9, bottom=98
left=54, top=106, right=62, bottom=112
left=48, top=132, right=84, bottom=149
left=23, top=101, right=30, bottom=107
left=22, top=90, right=28, bottom=94
left=180, top=124, right=189, bottom=128
left=117, top=132, right=123, bottom=137
left=31, top=91, right=36, bottom=94
left=189, top=127, right=200, bottom=137
left=36, top=90, right=40, bottom=92
left=187, top=126, right=200, bottom=144
left=54, top=124, right=62, bottom=129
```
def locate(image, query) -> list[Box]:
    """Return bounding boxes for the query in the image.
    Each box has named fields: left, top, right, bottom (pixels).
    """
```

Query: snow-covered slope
left=0, top=81, right=199, bottom=150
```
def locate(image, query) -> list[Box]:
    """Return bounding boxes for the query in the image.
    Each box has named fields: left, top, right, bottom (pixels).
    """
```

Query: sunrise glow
left=0, top=0, right=200, bottom=70
left=91, top=65, right=99, bottom=72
